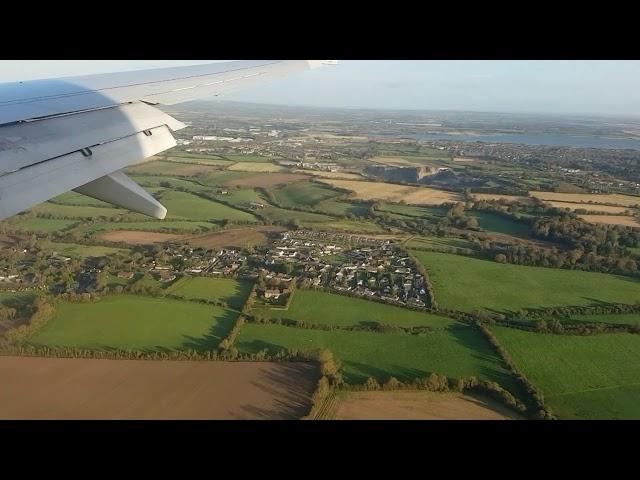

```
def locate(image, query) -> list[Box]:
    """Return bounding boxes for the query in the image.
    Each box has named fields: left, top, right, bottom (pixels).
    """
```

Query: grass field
left=130, top=175, right=207, bottom=192
left=224, top=173, right=309, bottom=189
left=166, top=277, right=252, bottom=310
left=491, top=326, right=640, bottom=419
left=313, top=199, right=371, bottom=217
left=3, top=218, right=79, bottom=233
left=376, top=203, right=447, bottom=220
left=227, top=162, right=286, bottom=172
left=52, top=192, right=112, bottom=207
left=406, top=236, right=479, bottom=254
left=96, top=231, right=187, bottom=245
left=236, top=322, right=517, bottom=389
left=529, top=191, right=640, bottom=208
left=212, top=189, right=268, bottom=207
left=320, top=179, right=462, bottom=205
left=542, top=313, right=640, bottom=326
left=272, top=182, right=343, bottom=208
left=26, top=295, right=237, bottom=352
left=88, top=221, right=214, bottom=234
left=223, top=154, right=275, bottom=163
left=261, top=206, right=334, bottom=223
left=412, top=250, right=640, bottom=313
left=305, top=220, right=385, bottom=233
left=469, top=211, right=531, bottom=237
left=29, top=203, right=124, bottom=219
left=158, top=191, right=258, bottom=222
left=252, top=290, right=453, bottom=329
left=46, top=242, right=129, bottom=259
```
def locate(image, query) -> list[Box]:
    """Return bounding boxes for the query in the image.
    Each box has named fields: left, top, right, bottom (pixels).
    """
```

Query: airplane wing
left=0, top=60, right=337, bottom=221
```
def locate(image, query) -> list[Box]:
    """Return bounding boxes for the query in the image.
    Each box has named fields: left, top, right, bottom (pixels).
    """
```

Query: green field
left=0, top=291, right=37, bottom=307
left=51, top=192, right=112, bottom=207
left=158, top=191, right=258, bottom=222
left=26, top=295, right=236, bottom=352
left=236, top=323, right=516, bottom=388
left=314, top=199, right=371, bottom=217
left=406, top=236, right=479, bottom=254
left=306, top=220, right=385, bottom=233
left=211, top=189, right=267, bottom=207
left=223, top=154, right=275, bottom=163
left=412, top=250, right=640, bottom=313
left=228, top=162, right=286, bottom=172
left=252, top=289, right=453, bottom=329
left=491, top=326, right=640, bottom=419
left=272, top=182, right=342, bottom=208
left=46, top=242, right=129, bottom=259
left=88, top=220, right=215, bottom=234
left=166, top=277, right=252, bottom=310
left=198, top=170, right=257, bottom=187
left=30, top=203, right=125, bottom=219
left=376, top=203, right=446, bottom=220
left=130, top=175, right=207, bottom=192
left=125, top=160, right=219, bottom=176
left=542, top=313, right=640, bottom=326
left=3, top=218, right=79, bottom=233
left=468, top=211, right=531, bottom=237
left=261, top=206, right=334, bottom=223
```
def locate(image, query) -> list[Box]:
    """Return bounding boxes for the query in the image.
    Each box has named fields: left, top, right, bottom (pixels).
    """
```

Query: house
left=263, top=289, right=282, bottom=300
left=117, top=271, right=134, bottom=280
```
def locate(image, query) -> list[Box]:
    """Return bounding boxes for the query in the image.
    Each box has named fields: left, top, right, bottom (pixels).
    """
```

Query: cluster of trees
left=476, top=322, right=555, bottom=419
left=218, top=315, right=245, bottom=354
left=407, top=251, right=437, bottom=309
left=1, top=297, right=56, bottom=347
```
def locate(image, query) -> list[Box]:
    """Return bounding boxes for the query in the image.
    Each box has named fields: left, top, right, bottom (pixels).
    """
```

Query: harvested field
left=579, top=214, right=640, bottom=227
left=322, top=391, right=523, bottom=420
left=545, top=201, right=632, bottom=214
left=472, top=193, right=531, bottom=203
left=320, top=179, right=462, bottom=205
left=370, top=156, right=423, bottom=167
left=0, top=357, right=318, bottom=420
left=530, top=191, right=640, bottom=208
left=96, top=230, right=187, bottom=245
left=294, top=170, right=364, bottom=180
left=225, top=173, right=309, bottom=188
left=227, top=162, right=286, bottom=172
left=186, top=227, right=285, bottom=249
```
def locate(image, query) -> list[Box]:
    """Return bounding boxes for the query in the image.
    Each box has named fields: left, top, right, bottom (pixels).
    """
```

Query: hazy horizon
left=1, top=60, right=640, bottom=118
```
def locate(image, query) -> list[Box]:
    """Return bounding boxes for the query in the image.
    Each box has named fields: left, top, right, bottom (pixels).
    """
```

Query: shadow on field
left=180, top=309, right=238, bottom=351
left=234, top=362, right=320, bottom=420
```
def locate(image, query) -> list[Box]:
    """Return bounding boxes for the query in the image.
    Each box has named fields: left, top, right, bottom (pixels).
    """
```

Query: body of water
left=405, top=132, right=640, bottom=150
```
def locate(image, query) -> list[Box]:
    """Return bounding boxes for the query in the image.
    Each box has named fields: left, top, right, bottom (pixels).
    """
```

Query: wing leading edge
left=0, top=60, right=337, bottom=221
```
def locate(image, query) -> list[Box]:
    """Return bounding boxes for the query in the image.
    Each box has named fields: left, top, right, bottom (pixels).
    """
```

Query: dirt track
left=0, top=357, right=319, bottom=420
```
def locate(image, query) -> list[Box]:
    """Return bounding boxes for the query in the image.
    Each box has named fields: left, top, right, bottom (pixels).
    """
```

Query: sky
left=1, top=60, right=639, bottom=117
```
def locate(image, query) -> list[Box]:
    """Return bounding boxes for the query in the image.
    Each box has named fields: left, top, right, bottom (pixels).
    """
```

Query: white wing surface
left=0, top=60, right=336, bottom=221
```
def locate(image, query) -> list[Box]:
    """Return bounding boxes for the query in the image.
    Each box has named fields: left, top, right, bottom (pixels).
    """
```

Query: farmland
left=578, top=214, right=640, bottom=228
left=412, top=250, right=640, bottom=312
left=224, top=173, right=309, bottom=189
left=318, top=390, right=523, bottom=420
left=271, top=182, right=343, bottom=208
left=185, top=227, right=284, bottom=250
left=252, top=289, right=454, bottom=329
left=406, top=236, right=478, bottom=254
left=25, top=295, right=237, bottom=352
left=126, top=160, right=220, bottom=177
left=318, top=179, right=462, bottom=205
left=529, top=191, right=640, bottom=208
left=491, top=326, right=640, bottom=419
left=227, top=162, right=286, bottom=172
left=3, top=217, right=78, bottom=233
left=0, top=357, right=318, bottom=420
left=30, top=203, right=125, bottom=219
left=89, top=221, right=214, bottom=234
left=542, top=200, right=633, bottom=214
left=236, top=322, right=517, bottom=387
left=44, top=242, right=129, bottom=259
left=166, top=277, right=252, bottom=310
left=158, top=191, right=258, bottom=222
left=468, top=211, right=531, bottom=237
left=541, top=312, right=640, bottom=326
left=314, top=199, right=371, bottom=217
left=96, top=231, right=188, bottom=245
